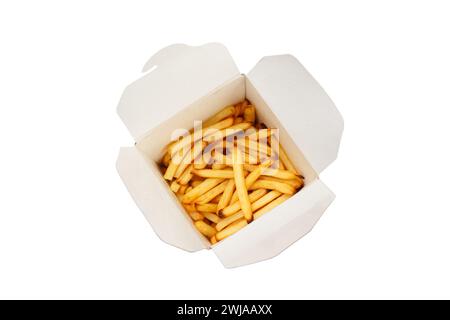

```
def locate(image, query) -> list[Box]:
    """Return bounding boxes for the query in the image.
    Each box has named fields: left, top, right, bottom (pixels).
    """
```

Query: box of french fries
left=116, top=43, right=343, bottom=268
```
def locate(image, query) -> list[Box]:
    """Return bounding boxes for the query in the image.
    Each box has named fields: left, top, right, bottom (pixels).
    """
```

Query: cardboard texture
left=116, top=43, right=343, bottom=268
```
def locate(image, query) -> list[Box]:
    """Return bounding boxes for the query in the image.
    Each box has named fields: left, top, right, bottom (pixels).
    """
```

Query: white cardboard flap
left=212, top=179, right=335, bottom=268
left=117, top=43, right=240, bottom=141
left=116, top=147, right=207, bottom=252
left=247, top=55, right=344, bottom=173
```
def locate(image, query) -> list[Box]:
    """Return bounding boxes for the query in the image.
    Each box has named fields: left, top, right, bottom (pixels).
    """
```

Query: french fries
left=160, top=101, right=303, bottom=244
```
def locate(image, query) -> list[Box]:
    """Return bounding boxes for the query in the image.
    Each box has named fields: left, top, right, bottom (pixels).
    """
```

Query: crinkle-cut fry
left=253, top=194, right=292, bottom=220
left=229, top=159, right=272, bottom=205
left=259, top=176, right=304, bottom=189
left=169, top=117, right=234, bottom=155
left=203, top=105, right=236, bottom=128
left=234, top=117, right=243, bottom=124
left=210, top=235, right=218, bottom=245
left=221, top=189, right=268, bottom=217
left=194, top=180, right=229, bottom=204
left=174, top=140, right=206, bottom=178
left=232, top=149, right=253, bottom=221
left=216, top=218, right=247, bottom=241
left=189, top=212, right=204, bottom=221
left=243, top=105, right=256, bottom=123
left=182, top=178, right=225, bottom=203
left=216, top=179, right=235, bottom=213
left=196, top=203, right=218, bottom=213
left=177, top=164, right=194, bottom=185
left=203, top=212, right=220, bottom=224
left=170, top=181, right=181, bottom=193
left=248, top=179, right=296, bottom=195
left=216, top=211, right=244, bottom=231
left=203, top=122, right=252, bottom=143
left=194, top=220, right=217, bottom=238
left=192, top=169, right=234, bottom=179
left=261, top=168, right=299, bottom=180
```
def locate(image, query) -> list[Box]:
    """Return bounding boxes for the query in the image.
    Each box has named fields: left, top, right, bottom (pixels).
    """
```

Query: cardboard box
left=116, top=43, right=343, bottom=268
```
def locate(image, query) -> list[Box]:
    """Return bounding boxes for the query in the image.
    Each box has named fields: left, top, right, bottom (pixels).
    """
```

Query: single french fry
left=182, top=178, right=225, bottom=203
left=163, top=159, right=179, bottom=181
left=229, top=159, right=272, bottom=205
left=189, top=212, right=204, bottom=221
left=232, top=149, right=253, bottom=221
left=195, top=221, right=217, bottom=238
left=243, top=105, right=256, bottom=123
left=248, top=179, right=296, bottom=195
left=170, top=181, right=181, bottom=193
left=259, top=176, right=304, bottom=189
left=196, top=203, right=218, bottom=213
left=193, top=159, right=208, bottom=169
left=203, top=105, right=236, bottom=128
left=216, top=211, right=244, bottom=231
left=210, top=235, right=218, bottom=244
left=203, top=212, right=220, bottom=224
left=192, top=169, right=234, bottom=179
left=177, top=164, right=194, bottom=185
left=170, top=117, right=234, bottom=155
left=221, top=189, right=268, bottom=217
left=194, top=180, right=229, bottom=204
left=216, top=218, right=247, bottom=241
left=253, top=194, right=292, bottom=219
left=211, top=163, right=227, bottom=170
left=185, top=186, right=193, bottom=194
left=216, top=179, right=235, bottom=213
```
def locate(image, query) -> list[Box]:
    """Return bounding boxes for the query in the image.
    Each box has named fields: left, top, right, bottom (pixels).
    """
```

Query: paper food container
left=116, top=43, right=343, bottom=268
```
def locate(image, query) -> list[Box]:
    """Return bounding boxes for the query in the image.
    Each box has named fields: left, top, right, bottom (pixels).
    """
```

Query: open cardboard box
left=116, top=43, right=343, bottom=268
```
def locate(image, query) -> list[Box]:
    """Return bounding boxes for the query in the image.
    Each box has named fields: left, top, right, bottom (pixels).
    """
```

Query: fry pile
left=160, top=100, right=304, bottom=244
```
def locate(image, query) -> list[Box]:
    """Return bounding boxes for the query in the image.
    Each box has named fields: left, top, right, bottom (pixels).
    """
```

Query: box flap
left=117, top=43, right=240, bottom=141
left=116, top=147, right=207, bottom=252
left=212, top=180, right=335, bottom=268
left=247, top=55, right=344, bottom=173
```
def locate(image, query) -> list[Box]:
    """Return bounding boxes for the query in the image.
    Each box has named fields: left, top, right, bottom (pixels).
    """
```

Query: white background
left=1, top=0, right=449, bottom=300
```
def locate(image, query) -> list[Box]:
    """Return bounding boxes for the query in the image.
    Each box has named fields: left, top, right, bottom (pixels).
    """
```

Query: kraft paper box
left=116, top=43, right=343, bottom=268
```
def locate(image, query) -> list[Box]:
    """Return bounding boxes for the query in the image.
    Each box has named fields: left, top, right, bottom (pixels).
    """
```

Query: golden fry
left=216, top=218, right=247, bottom=241
left=232, top=149, right=253, bottom=221
left=259, top=176, right=304, bottom=189
left=203, top=105, right=236, bottom=128
left=221, top=189, right=268, bottom=217
left=216, top=179, right=235, bottom=213
left=189, top=212, right=204, bottom=221
left=216, top=211, right=244, bottom=231
left=182, top=178, right=225, bottom=203
left=253, top=194, right=292, bottom=219
left=203, top=212, right=220, bottom=224
left=248, top=179, right=296, bottom=195
left=170, top=181, right=180, bottom=193
left=195, top=220, right=217, bottom=238
left=192, top=169, right=234, bottom=179
left=194, top=180, right=229, bottom=204
left=243, top=105, right=256, bottom=123
left=177, top=164, right=194, bottom=185
left=196, top=203, right=218, bottom=213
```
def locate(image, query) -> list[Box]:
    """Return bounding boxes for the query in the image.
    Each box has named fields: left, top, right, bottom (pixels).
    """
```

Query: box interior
left=135, top=74, right=318, bottom=247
